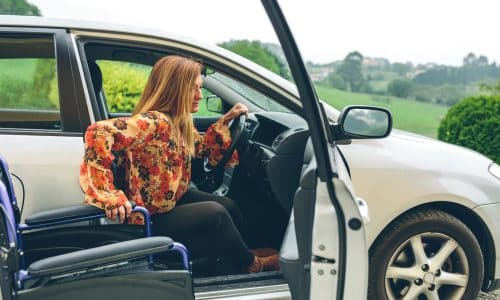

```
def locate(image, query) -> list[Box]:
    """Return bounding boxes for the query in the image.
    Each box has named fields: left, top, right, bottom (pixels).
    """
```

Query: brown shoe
left=250, top=248, right=279, bottom=258
left=260, top=253, right=280, bottom=271
left=247, top=254, right=280, bottom=273
left=248, top=256, right=264, bottom=273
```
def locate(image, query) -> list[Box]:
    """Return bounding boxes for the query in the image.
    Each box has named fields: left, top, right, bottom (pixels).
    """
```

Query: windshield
left=210, top=72, right=291, bottom=113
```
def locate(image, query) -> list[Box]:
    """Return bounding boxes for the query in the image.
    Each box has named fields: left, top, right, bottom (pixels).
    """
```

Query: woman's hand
left=105, top=201, right=132, bottom=223
left=222, top=103, right=248, bottom=125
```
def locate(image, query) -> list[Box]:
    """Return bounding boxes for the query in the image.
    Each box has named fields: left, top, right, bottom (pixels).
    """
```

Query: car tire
left=368, top=209, right=483, bottom=300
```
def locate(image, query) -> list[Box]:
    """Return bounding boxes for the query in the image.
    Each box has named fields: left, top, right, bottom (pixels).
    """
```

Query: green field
left=0, top=59, right=38, bottom=80
left=315, top=84, right=450, bottom=138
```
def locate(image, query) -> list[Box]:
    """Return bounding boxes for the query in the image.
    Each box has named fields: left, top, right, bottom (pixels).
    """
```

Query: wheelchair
left=0, top=154, right=194, bottom=300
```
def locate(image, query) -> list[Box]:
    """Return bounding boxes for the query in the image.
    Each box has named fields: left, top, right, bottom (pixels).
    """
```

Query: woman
left=80, top=55, right=279, bottom=273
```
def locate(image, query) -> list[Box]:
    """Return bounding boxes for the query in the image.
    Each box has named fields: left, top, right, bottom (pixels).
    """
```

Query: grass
left=0, top=59, right=38, bottom=81
left=369, top=80, right=390, bottom=92
left=315, top=84, right=450, bottom=138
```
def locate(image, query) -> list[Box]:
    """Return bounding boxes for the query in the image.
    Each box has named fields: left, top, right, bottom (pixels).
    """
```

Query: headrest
left=87, top=61, right=103, bottom=96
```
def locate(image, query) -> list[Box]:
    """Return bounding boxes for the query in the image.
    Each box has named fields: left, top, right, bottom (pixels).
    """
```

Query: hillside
left=315, top=84, right=449, bottom=138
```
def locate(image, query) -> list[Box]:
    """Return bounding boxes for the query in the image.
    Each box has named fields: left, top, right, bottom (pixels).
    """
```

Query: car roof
left=0, top=15, right=299, bottom=99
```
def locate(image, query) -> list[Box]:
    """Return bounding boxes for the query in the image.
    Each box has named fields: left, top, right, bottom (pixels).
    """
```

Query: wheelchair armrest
left=24, top=201, right=140, bottom=227
left=25, top=205, right=104, bottom=226
left=28, top=236, right=172, bottom=277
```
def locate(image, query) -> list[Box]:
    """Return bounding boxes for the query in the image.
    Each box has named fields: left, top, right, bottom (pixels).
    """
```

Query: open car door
left=263, top=1, right=369, bottom=299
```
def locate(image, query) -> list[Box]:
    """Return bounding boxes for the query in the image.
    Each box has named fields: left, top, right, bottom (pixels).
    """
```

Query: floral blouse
left=80, top=111, right=237, bottom=224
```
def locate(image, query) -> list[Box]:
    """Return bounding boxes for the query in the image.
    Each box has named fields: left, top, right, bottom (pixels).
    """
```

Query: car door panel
left=0, top=28, right=86, bottom=219
left=263, top=1, right=368, bottom=298
left=280, top=140, right=316, bottom=300
left=1, top=135, right=85, bottom=218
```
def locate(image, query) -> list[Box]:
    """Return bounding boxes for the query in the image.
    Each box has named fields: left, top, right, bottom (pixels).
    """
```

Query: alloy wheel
left=384, top=232, right=469, bottom=299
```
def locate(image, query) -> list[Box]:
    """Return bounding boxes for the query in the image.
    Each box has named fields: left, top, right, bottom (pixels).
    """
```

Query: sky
left=27, top=0, right=500, bottom=66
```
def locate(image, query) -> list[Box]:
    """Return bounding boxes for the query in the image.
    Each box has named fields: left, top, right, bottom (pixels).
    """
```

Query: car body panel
left=473, top=203, right=500, bottom=279
left=340, top=130, right=499, bottom=247
left=194, top=284, right=291, bottom=300
left=2, top=135, right=84, bottom=216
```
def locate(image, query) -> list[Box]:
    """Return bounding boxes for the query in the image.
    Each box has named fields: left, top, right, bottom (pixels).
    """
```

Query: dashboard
left=243, top=112, right=310, bottom=213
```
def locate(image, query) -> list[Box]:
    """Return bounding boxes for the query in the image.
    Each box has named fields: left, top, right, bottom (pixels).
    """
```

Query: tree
left=387, top=79, right=413, bottom=98
left=477, top=55, right=489, bottom=66
left=463, top=52, right=477, bottom=66
left=391, top=62, right=412, bottom=76
left=337, top=51, right=364, bottom=92
left=322, top=72, right=347, bottom=90
left=0, top=0, right=41, bottom=15
left=219, top=40, right=291, bottom=80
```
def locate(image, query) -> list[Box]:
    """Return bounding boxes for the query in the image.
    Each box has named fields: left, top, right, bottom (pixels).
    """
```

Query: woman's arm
left=80, top=111, right=166, bottom=219
left=194, top=103, right=248, bottom=167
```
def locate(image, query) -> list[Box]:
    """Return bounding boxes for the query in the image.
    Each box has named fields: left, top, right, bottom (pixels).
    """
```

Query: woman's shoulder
left=136, top=110, right=162, bottom=119
left=134, top=111, right=170, bottom=123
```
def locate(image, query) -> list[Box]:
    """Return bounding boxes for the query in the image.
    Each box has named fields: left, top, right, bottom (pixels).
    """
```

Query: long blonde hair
left=133, top=55, right=202, bottom=154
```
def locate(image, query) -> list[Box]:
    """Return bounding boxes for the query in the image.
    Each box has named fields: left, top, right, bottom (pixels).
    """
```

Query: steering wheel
left=203, top=114, right=247, bottom=173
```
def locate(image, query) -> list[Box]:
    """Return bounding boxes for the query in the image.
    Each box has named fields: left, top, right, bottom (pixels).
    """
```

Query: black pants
left=151, top=189, right=254, bottom=270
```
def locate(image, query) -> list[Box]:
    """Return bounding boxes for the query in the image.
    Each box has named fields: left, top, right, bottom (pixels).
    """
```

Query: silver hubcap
left=384, top=233, right=469, bottom=299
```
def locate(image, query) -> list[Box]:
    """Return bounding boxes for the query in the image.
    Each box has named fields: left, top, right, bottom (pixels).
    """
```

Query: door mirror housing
left=205, top=95, right=223, bottom=113
left=331, top=105, right=392, bottom=141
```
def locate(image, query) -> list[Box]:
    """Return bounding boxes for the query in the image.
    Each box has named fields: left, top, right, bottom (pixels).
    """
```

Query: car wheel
left=368, top=209, right=483, bottom=300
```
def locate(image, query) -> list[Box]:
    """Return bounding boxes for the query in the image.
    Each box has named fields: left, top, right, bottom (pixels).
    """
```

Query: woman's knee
left=218, top=196, right=237, bottom=209
left=202, top=201, right=231, bottom=222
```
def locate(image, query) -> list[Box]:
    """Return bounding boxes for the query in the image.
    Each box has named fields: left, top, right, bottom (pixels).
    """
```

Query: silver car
left=0, top=0, right=499, bottom=299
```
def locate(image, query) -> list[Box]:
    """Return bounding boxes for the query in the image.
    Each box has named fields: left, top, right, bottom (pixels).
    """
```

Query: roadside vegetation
left=219, top=39, right=500, bottom=163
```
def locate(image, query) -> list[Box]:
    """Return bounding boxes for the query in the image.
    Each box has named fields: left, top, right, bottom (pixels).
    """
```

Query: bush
left=322, top=72, right=347, bottom=90
left=412, top=84, right=471, bottom=106
left=438, top=95, right=500, bottom=163
left=99, top=61, right=150, bottom=113
left=387, top=79, right=413, bottom=98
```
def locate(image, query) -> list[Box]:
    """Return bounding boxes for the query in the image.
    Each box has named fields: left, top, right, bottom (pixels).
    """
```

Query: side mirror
left=205, top=95, right=223, bottom=113
left=331, top=105, right=392, bottom=141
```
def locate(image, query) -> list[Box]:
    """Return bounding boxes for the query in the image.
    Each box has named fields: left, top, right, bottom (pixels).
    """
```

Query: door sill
left=195, top=282, right=290, bottom=300
left=194, top=271, right=287, bottom=294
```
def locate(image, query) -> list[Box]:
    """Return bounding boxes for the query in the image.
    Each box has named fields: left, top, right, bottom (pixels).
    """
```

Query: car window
left=96, top=60, right=150, bottom=113
left=83, top=42, right=288, bottom=118
left=0, top=34, right=61, bottom=130
left=94, top=59, right=221, bottom=117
